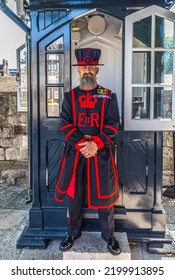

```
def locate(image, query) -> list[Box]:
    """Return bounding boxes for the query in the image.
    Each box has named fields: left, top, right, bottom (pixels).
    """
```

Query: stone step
left=63, top=232, right=131, bottom=260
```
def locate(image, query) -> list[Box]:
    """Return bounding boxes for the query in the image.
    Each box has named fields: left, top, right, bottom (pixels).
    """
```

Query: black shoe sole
left=101, top=234, right=121, bottom=255
left=59, top=242, right=73, bottom=252
left=107, top=245, right=121, bottom=256
left=59, top=232, right=82, bottom=252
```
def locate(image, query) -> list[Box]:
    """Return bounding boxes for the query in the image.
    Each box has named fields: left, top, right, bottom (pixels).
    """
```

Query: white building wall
left=0, top=1, right=25, bottom=68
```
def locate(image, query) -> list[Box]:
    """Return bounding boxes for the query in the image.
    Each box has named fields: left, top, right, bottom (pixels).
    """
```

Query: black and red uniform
left=54, top=84, right=120, bottom=237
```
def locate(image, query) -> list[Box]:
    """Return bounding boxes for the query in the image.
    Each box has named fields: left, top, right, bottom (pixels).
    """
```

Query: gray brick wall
left=0, top=77, right=28, bottom=189
left=163, top=131, right=174, bottom=186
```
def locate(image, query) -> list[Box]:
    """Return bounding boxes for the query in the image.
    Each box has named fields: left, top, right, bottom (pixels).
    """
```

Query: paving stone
left=19, top=239, right=63, bottom=260
left=168, top=231, right=175, bottom=241
left=0, top=229, right=22, bottom=260
left=161, top=256, right=175, bottom=260
left=129, top=242, right=143, bottom=260
left=0, top=209, right=28, bottom=231
left=0, top=187, right=30, bottom=209
left=0, top=209, right=62, bottom=260
left=164, top=202, right=175, bottom=224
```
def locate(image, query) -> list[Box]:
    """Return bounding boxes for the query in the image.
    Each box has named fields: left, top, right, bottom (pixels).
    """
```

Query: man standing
left=55, top=48, right=121, bottom=255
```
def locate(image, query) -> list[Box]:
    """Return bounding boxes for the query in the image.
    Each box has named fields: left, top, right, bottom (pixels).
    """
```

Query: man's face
left=78, top=66, right=99, bottom=77
left=78, top=66, right=99, bottom=90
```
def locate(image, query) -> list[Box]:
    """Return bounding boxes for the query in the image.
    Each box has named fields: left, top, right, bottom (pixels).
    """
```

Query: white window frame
left=17, top=43, right=27, bottom=112
left=124, top=5, right=175, bottom=131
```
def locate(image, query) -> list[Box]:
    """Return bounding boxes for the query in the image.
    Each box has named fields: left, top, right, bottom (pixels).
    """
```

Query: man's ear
left=95, top=67, right=99, bottom=75
left=77, top=66, right=81, bottom=76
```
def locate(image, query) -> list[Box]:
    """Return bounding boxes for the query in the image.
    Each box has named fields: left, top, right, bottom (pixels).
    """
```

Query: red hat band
left=78, top=55, right=98, bottom=66
left=72, top=48, right=104, bottom=66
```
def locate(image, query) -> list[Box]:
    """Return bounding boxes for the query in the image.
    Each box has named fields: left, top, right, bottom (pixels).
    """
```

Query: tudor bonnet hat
left=73, top=48, right=104, bottom=66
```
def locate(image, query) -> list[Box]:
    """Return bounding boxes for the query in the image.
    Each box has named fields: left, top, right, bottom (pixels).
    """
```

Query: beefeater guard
left=55, top=48, right=121, bottom=255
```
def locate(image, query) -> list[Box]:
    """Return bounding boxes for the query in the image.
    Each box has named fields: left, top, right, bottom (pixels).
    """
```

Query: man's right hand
left=78, top=141, right=98, bottom=158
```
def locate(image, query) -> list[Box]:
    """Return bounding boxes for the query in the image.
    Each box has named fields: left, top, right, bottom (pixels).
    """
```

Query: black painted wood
left=30, top=0, right=166, bottom=10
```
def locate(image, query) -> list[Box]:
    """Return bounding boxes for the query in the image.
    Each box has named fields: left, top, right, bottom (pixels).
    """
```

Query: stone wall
left=0, top=77, right=28, bottom=189
left=163, top=131, right=174, bottom=186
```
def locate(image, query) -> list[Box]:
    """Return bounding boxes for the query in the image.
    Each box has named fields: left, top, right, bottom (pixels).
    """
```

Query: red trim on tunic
left=104, top=125, right=118, bottom=134
left=60, top=124, right=74, bottom=130
left=93, top=136, right=104, bottom=150
left=66, top=150, right=80, bottom=198
left=101, top=132, right=113, bottom=144
left=54, top=193, right=64, bottom=202
left=100, top=98, right=106, bottom=132
left=100, top=89, right=109, bottom=132
left=55, top=156, right=67, bottom=194
left=66, top=173, right=76, bottom=198
left=94, top=155, right=101, bottom=198
left=65, top=128, right=77, bottom=140
left=71, top=89, right=76, bottom=126
left=75, top=138, right=86, bottom=150
left=109, top=147, right=120, bottom=202
left=110, top=147, right=117, bottom=186
left=88, top=198, right=119, bottom=209
left=87, top=158, right=91, bottom=207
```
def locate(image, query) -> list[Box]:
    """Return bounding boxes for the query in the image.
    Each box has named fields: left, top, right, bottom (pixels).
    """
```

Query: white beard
left=79, top=73, right=97, bottom=90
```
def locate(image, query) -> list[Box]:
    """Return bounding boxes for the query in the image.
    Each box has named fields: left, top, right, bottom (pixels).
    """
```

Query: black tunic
left=54, top=85, right=120, bottom=208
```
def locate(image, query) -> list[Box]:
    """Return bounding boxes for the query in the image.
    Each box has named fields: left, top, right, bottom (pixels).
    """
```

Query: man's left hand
left=78, top=141, right=98, bottom=158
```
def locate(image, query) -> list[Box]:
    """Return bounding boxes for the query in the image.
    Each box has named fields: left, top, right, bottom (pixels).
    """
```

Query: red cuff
left=75, top=139, right=86, bottom=150
left=93, top=136, right=104, bottom=150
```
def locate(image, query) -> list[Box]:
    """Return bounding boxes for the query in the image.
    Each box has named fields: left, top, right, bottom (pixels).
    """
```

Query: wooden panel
left=127, top=140, right=148, bottom=194
left=47, top=139, right=64, bottom=191
left=122, top=132, right=154, bottom=209
left=38, top=23, right=70, bottom=209
left=38, top=11, right=70, bottom=31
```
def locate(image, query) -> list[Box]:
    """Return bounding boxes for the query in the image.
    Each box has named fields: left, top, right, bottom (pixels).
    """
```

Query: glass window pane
left=132, top=87, right=150, bottom=119
left=20, top=64, right=27, bottom=88
left=47, top=36, right=64, bottom=50
left=20, top=47, right=27, bottom=63
left=47, top=87, right=64, bottom=117
left=133, top=16, right=151, bottom=47
left=47, top=54, right=64, bottom=84
left=132, top=52, right=151, bottom=83
left=155, top=51, right=173, bottom=84
left=18, top=55, right=27, bottom=112
left=155, top=16, right=174, bottom=48
left=154, top=87, right=172, bottom=119
left=18, top=88, right=27, bottom=110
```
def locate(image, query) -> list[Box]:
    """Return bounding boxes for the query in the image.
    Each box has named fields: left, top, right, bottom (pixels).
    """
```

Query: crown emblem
left=78, top=93, right=98, bottom=108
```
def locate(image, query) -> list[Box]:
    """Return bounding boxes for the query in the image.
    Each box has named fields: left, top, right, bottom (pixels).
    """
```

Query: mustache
left=82, top=73, right=94, bottom=78
left=79, top=73, right=97, bottom=89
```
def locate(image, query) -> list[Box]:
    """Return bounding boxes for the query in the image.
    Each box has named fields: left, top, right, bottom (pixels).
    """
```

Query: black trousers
left=67, top=155, right=115, bottom=239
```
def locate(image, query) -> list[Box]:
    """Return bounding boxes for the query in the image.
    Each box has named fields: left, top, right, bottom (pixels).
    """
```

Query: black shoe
left=59, top=232, right=82, bottom=252
left=101, top=234, right=121, bottom=255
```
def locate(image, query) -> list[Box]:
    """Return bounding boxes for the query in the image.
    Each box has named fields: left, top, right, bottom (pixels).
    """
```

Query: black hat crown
left=73, top=48, right=104, bottom=66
